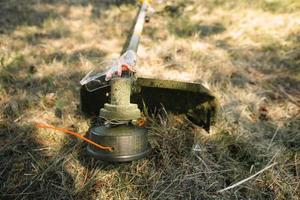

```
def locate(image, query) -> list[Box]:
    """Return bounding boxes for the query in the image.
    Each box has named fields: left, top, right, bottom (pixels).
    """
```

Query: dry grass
left=0, top=0, right=299, bottom=199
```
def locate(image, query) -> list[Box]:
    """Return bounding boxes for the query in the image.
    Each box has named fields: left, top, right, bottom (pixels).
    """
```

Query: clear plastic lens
left=79, top=50, right=138, bottom=90
left=79, top=59, right=116, bottom=86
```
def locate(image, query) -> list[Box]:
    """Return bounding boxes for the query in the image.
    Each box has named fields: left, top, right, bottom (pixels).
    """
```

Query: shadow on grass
left=208, top=30, right=300, bottom=93
left=0, top=59, right=108, bottom=199
left=170, top=18, right=226, bottom=38
left=0, top=0, right=135, bottom=34
left=198, top=0, right=300, bottom=14
left=0, top=124, right=78, bottom=199
left=0, top=45, right=94, bottom=199
left=25, top=29, right=71, bottom=45
left=43, top=48, right=107, bottom=65
left=0, top=0, right=56, bottom=34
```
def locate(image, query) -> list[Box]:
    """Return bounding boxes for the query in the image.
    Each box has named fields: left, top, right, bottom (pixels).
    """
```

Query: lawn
left=0, top=0, right=299, bottom=199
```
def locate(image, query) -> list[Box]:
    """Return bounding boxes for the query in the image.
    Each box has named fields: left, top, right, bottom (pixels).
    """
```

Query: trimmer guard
left=80, top=75, right=218, bottom=131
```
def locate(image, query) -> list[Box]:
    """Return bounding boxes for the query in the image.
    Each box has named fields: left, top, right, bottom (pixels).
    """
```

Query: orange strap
left=36, top=123, right=113, bottom=152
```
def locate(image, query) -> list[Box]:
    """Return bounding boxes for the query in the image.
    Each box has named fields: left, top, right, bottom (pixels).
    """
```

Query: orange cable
left=36, top=123, right=113, bottom=152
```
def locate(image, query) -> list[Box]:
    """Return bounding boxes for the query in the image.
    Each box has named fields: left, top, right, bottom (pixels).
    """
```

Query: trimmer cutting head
left=79, top=1, right=218, bottom=162
left=80, top=75, right=218, bottom=162
left=87, top=125, right=150, bottom=162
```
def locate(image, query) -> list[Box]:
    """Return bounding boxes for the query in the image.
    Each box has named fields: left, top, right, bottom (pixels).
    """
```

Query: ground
left=0, top=0, right=299, bottom=199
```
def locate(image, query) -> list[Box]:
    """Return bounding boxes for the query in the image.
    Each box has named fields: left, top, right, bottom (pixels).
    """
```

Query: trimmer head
left=87, top=125, right=150, bottom=162
left=81, top=76, right=218, bottom=162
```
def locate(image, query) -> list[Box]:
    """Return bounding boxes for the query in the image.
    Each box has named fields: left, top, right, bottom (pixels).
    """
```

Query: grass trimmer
left=79, top=1, right=218, bottom=162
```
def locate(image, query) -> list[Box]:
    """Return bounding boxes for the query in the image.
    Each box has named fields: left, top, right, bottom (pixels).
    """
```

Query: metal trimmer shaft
left=125, top=2, right=148, bottom=53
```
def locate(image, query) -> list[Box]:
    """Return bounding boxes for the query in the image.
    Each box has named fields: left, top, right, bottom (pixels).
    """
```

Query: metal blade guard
left=80, top=3, right=218, bottom=162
